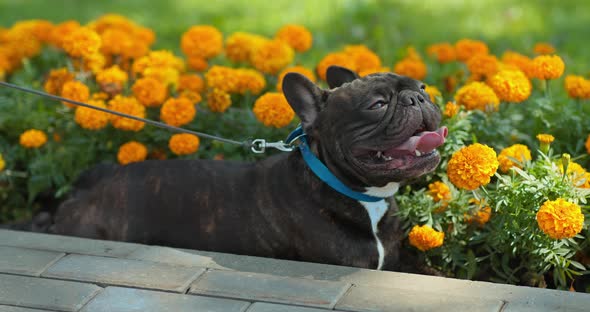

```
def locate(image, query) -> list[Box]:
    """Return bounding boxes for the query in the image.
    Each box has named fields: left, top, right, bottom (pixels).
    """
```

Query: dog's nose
left=399, top=92, right=426, bottom=106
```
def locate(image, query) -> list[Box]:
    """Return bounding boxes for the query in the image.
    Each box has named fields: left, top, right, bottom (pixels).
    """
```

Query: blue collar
left=286, top=126, right=385, bottom=202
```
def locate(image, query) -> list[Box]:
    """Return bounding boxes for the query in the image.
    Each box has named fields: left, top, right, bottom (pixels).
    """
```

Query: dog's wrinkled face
left=283, top=66, right=447, bottom=187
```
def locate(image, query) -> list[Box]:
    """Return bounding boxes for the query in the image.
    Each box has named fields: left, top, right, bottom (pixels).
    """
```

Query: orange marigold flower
left=235, top=69, right=266, bottom=95
left=205, top=65, right=238, bottom=93
left=502, top=51, right=534, bottom=78
left=19, top=129, right=47, bottom=149
left=536, top=198, right=584, bottom=239
left=74, top=100, right=110, bottom=130
left=358, top=67, right=391, bottom=77
left=455, top=39, right=488, bottom=62
left=11, top=20, right=54, bottom=43
left=424, top=85, right=441, bottom=102
left=408, top=225, right=444, bottom=251
left=447, top=143, right=499, bottom=190
left=275, top=24, right=312, bottom=53
left=0, top=153, right=5, bottom=171
left=61, top=27, right=101, bottom=58
left=92, top=92, right=109, bottom=101
left=564, top=75, right=590, bottom=99
left=181, top=25, right=223, bottom=59
left=179, top=90, right=202, bottom=104
left=43, top=68, right=74, bottom=95
left=344, top=45, right=382, bottom=73
left=443, top=102, right=459, bottom=118
left=487, top=69, right=532, bottom=103
left=132, top=77, right=168, bottom=107
left=96, top=65, right=128, bottom=87
left=250, top=39, right=294, bottom=75
left=48, top=20, right=80, bottom=48
left=207, top=88, right=232, bottom=113
left=466, top=54, right=499, bottom=78
left=586, top=134, right=590, bottom=155
left=428, top=181, right=451, bottom=211
left=465, top=199, right=492, bottom=226
left=454, top=82, right=499, bottom=111
left=393, top=58, right=427, bottom=80
left=225, top=32, right=267, bottom=63
left=143, top=66, right=180, bottom=87
left=426, top=42, right=456, bottom=64
left=276, top=66, right=316, bottom=92
left=253, top=92, right=295, bottom=128
left=187, top=56, right=208, bottom=72
left=117, top=141, right=148, bottom=165
left=533, top=42, right=556, bottom=55
left=316, top=52, right=356, bottom=81
left=531, top=55, right=565, bottom=80
left=497, top=144, right=531, bottom=173
left=108, top=95, right=145, bottom=131
left=81, top=52, right=106, bottom=74
left=178, top=74, right=205, bottom=94
left=60, top=80, right=90, bottom=108
left=90, top=14, right=134, bottom=34
left=99, top=28, right=133, bottom=57
left=168, top=133, right=200, bottom=155
left=160, top=97, right=196, bottom=127
left=536, top=133, right=555, bottom=144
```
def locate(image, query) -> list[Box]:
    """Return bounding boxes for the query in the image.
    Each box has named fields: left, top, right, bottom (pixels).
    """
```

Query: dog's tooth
left=384, top=156, right=392, bottom=161
left=415, top=150, right=422, bottom=157
left=376, top=151, right=382, bottom=159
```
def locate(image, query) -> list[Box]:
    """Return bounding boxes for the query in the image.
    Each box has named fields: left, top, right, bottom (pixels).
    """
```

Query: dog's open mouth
left=356, top=126, right=448, bottom=169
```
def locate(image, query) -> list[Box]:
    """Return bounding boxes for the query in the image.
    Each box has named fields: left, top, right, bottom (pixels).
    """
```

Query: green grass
left=1, top=0, right=589, bottom=70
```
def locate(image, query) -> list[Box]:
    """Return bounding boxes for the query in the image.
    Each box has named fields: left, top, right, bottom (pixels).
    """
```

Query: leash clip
left=251, top=139, right=295, bottom=153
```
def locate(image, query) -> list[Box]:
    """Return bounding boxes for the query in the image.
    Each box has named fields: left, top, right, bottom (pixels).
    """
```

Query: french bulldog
left=51, top=66, right=447, bottom=271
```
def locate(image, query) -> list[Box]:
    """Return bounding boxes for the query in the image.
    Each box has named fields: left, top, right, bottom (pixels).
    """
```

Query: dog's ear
left=326, top=66, right=359, bottom=89
left=282, top=72, right=326, bottom=133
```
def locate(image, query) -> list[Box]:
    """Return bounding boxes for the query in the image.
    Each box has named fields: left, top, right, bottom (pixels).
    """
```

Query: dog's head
left=282, top=66, right=447, bottom=187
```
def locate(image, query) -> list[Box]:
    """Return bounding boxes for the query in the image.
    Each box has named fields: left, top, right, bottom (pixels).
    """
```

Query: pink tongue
left=387, top=127, right=448, bottom=155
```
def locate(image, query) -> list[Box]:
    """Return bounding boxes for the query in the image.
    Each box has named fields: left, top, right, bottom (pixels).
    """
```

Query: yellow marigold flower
left=61, top=27, right=101, bottom=58
left=108, top=95, right=145, bottom=131
left=424, top=85, right=441, bottom=102
left=536, top=134, right=555, bottom=144
left=0, top=153, right=5, bottom=171
left=179, top=90, right=202, bottom=104
left=48, top=20, right=80, bottom=48
left=11, top=20, right=54, bottom=43
left=533, top=42, right=556, bottom=55
left=455, top=39, right=489, bottom=62
left=443, top=102, right=459, bottom=118
left=447, top=143, right=499, bottom=190
left=187, top=56, right=208, bottom=72
left=408, top=225, right=444, bottom=251
left=275, top=24, right=312, bottom=53
left=428, top=181, right=451, bottom=212
left=466, top=54, right=499, bottom=79
left=344, top=45, right=382, bottom=73
left=74, top=100, right=109, bottom=130
left=160, top=97, right=196, bottom=127
left=143, top=66, right=180, bottom=87
left=133, top=50, right=185, bottom=75
left=81, top=52, right=106, bottom=74
left=225, top=32, right=267, bottom=63
left=96, top=65, right=128, bottom=87
left=316, top=52, right=356, bottom=81
left=465, top=199, right=492, bottom=226
left=558, top=161, right=590, bottom=189
left=564, top=75, right=590, bottom=99
left=253, top=92, right=295, bottom=128
left=43, top=68, right=74, bottom=95
left=169, top=133, right=200, bottom=155
left=60, top=80, right=90, bottom=108
left=178, top=74, right=205, bottom=94
left=426, top=42, right=456, bottom=64
left=235, top=69, right=266, bottom=95
left=205, top=66, right=239, bottom=93
left=250, top=39, right=294, bottom=75
left=502, top=51, right=534, bottom=78
left=117, top=141, right=148, bottom=165
left=536, top=198, right=584, bottom=239
left=454, top=82, right=499, bottom=111
left=19, top=129, right=47, bottom=148
left=132, top=77, right=168, bottom=107
left=207, top=88, right=232, bottom=113
left=181, top=25, right=223, bottom=59
left=92, top=92, right=109, bottom=101
left=393, top=58, right=427, bottom=80
left=487, top=69, right=532, bottom=103
left=531, top=55, right=565, bottom=80
left=358, top=67, right=391, bottom=77
left=276, top=66, right=316, bottom=92
left=497, top=144, right=532, bottom=173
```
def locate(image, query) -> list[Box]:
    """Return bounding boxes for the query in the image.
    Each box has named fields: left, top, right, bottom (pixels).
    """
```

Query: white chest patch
left=360, top=182, right=399, bottom=270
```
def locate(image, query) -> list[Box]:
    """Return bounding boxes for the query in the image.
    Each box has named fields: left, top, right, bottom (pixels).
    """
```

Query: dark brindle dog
left=51, top=66, right=447, bottom=271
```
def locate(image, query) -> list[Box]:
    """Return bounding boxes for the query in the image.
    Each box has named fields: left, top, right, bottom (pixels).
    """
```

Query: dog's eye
left=368, top=100, right=388, bottom=110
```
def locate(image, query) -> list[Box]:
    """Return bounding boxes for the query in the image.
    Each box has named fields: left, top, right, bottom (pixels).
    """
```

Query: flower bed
left=0, top=14, right=589, bottom=292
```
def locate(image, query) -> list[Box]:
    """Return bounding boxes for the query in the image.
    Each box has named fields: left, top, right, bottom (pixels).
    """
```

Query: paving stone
left=0, top=274, right=101, bottom=312
left=0, top=246, right=64, bottom=276
left=43, top=254, right=204, bottom=292
left=80, top=286, right=250, bottom=312
left=189, top=270, right=351, bottom=309
left=246, top=302, right=345, bottom=312
left=335, top=285, right=504, bottom=312
left=0, top=229, right=140, bottom=257
left=0, top=306, right=52, bottom=312
left=126, top=246, right=212, bottom=267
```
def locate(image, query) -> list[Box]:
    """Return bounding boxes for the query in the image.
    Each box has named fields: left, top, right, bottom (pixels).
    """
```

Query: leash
left=0, top=81, right=293, bottom=153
